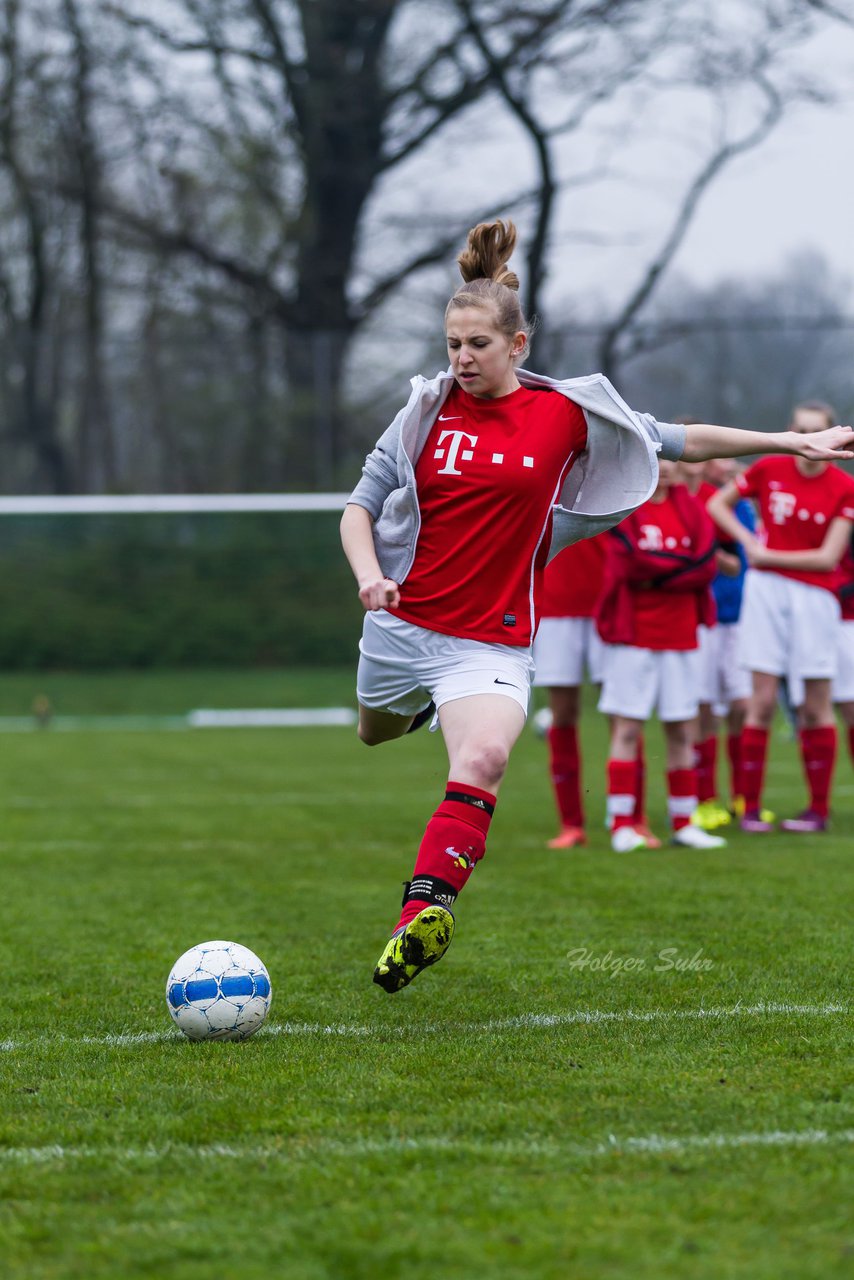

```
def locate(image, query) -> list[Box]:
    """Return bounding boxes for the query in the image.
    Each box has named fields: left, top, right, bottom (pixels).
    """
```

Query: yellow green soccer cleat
left=372, top=905, right=455, bottom=993
left=692, top=799, right=732, bottom=831
left=730, top=796, right=776, bottom=824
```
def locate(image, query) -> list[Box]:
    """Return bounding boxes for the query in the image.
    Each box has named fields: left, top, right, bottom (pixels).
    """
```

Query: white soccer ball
left=166, top=940, right=272, bottom=1042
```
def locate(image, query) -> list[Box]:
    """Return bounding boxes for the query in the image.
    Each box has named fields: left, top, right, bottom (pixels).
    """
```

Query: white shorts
left=697, top=622, right=752, bottom=714
left=788, top=618, right=854, bottom=707
left=836, top=620, right=854, bottom=703
left=738, top=571, right=840, bottom=680
left=597, top=645, right=701, bottom=723
left=357, top=610, right=534, bottom=724
left=532, top=616, right=607, bottom=687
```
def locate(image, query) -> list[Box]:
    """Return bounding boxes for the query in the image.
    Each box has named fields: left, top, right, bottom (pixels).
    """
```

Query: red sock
left=727, top=732, right=743, bottom=804
left=695, top=735, right=717, bottom=803
left=546, top=724, right=583, bottom=827
left=847, top=725, right=854, bottom=768
left=608, top=759, right=637, bottom=831
left=667, top=767, right=697, bottom=831
left=396, top=782, right=496, bottom=930
left=632, top=736, right=647, bottom=823
left=799, top=725, right=837, bottom=818
left=741, top=726, right=769, bottom=811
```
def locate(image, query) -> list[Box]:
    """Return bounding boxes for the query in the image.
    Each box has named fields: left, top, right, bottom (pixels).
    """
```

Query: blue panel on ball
left=183, top=978, right=219, bottom=1002
left=254, top=975, right=271, bottom=998
left=219, top=975, right=255, bottom=998
left=167, top=982, right=186, bottom=1008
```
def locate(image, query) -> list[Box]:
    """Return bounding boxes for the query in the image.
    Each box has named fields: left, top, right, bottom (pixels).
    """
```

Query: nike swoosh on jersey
left=438, top=414, right=462, bottom=420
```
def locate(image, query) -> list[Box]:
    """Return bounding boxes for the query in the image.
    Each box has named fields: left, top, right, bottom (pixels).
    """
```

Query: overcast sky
left=602, top=16, right=854, bottom=300
left=675, top=81, right=854, bottom=289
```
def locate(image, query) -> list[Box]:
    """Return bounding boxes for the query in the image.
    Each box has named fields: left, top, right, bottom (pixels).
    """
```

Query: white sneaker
left=671, top=823, right=727, bottom=849
left=611, top=825, right=648, bottom=853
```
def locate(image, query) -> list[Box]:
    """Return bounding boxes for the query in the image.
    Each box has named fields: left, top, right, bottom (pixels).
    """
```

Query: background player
left=708, top=401, right=854, bottom=833
left=596, top=460, right=725, bottom=851
left=532, top=534, right=608, bottom=849
left=682, top=457, right=759, bottom=828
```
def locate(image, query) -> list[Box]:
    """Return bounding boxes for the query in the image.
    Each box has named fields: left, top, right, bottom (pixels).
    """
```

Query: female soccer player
left=597, top=460, right=725, bottom=852
left=708, top=402, right=854, bottom=832
left=680, top=457, right=756, bottom=829
left=341, top=222, right=853, bottom=992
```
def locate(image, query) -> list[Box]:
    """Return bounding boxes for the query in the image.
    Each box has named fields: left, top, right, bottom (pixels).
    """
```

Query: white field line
left=0, top=1128, right=850, bottom=1167
left=0, top=1001, right=845, bottom=1053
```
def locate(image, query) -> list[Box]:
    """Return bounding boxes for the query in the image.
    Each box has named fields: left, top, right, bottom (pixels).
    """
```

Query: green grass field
left=0, top=669, right=850, bottom=1279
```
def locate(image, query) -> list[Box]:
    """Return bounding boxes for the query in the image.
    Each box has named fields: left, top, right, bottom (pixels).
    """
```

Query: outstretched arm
left=340, top=502, right=401, bottom=611
left=681, top=423, right=854, bottom=464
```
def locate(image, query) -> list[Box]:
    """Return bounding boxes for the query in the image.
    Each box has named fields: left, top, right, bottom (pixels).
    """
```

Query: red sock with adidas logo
left=395, top=782, right=496, bottom=931
left=799, top=725, right=836, bottom=818
left=742, top=725, right=769, bottom=811
left=667, top=767, right=698, bottom=832
left=547, top=724, right=583, bottom=827
left=608, top=759, right=638, bottom=832
left=695, top=735, right=718, bottom=803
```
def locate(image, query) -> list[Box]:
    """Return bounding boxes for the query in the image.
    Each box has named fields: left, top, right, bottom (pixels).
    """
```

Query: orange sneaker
left=634, top=821, right=662, bottom=850
left=547, top=826, right=587, bottom=849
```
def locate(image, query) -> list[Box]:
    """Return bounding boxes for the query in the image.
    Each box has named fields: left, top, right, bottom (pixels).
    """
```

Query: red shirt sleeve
left=834, top=474, right=854, bottom=522
left=735, top=458, right=764, bottom=499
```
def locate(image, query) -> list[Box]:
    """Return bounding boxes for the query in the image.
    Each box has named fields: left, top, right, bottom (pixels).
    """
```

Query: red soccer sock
left=741, top=726, right=770, bottom=812
left=847, top=725, right=854, bottom=769
left=547, top=724, right=583, bottom=828
left=799, top=725, right=837, bottom=818
left=695, top=735, right=718, bottom=803
left=608, top=759, right=638, bottom=832
left=632, top=736, right=647, bottom=823
left=396, top=782, right=496, bottom=930
left=726, top=732, right=743, bottom=805
left=667, top=767, right=697, bottom=832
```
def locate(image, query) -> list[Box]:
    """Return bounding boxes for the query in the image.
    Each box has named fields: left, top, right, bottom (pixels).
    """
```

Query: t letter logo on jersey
left=637, top=524, right=664, bottom=550
left=768, top=491, right=796, bottom=525
left=434, top=429, right=478, bottom=476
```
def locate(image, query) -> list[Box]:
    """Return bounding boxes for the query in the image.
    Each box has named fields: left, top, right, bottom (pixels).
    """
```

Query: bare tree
left=87, top=0, right=659, bottom=480
left=61, top=0, right=116, bottom=489
left=0, top=0, right=72, bottom=491
left=0, top=0, right=851, bottom=491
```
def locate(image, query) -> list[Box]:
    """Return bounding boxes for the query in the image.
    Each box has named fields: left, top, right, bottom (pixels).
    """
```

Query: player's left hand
left=745, top=542, right=774, bottom=569
left=796, top=424, right=854, bottom=460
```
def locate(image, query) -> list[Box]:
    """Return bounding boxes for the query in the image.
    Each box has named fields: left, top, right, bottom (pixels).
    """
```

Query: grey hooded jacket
left=347, top=367, right=687, bottom=586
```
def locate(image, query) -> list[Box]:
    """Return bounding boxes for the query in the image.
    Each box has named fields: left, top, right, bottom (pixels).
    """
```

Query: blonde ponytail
left=446, top=219, right=530, bottom=354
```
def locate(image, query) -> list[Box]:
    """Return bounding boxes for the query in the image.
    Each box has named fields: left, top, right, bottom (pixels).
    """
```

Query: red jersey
left=541, top=534, right=608, bottom=619
left=696, top=479, right=727, bottom=540
left=625, top=491, right=704, bottom=651
left=395, top=383, right=588, bottom=645
left=736, top=456, right=854, bottom=593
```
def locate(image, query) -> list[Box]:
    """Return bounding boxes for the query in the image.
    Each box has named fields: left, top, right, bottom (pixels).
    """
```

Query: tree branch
left=597, top=74, right=787, bottom=378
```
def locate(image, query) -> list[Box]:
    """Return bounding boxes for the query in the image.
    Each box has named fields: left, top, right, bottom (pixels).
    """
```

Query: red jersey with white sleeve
left=736, top=456, right=854, bottom=593
left=627, top=492, right=704, bottom=651
left=541, top=534, right=608, bottom=619
left=395, top=382, right=588, bottom=646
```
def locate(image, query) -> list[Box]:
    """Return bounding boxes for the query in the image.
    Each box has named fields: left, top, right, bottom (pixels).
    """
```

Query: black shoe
left=406, top=701, right=435, bottom=734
